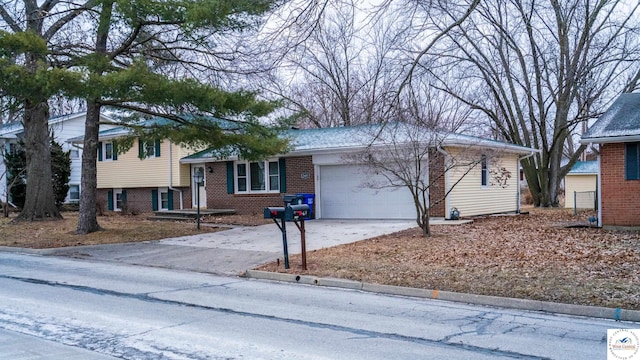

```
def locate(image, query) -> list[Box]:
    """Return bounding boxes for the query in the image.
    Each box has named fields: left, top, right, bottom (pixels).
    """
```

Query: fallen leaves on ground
left=256, top=208, right=640, bottom=310
left=0, top=212, right=222, bottom=248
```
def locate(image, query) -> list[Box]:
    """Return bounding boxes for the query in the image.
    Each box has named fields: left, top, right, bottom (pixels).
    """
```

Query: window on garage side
left=626, top=143, right=640, bottom=180
left=481, top=155, right=489, bottom=187
left=235, top=160, right=279, bottom=193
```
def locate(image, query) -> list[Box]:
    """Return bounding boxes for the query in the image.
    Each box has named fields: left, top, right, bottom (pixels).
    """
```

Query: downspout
left=517, top=151, right=537, bottom=214
left=167, top=140, right=184, bottom=209
left=437, top=146, right=451, bottom=219
left=596, top=150, right=602, bottom=228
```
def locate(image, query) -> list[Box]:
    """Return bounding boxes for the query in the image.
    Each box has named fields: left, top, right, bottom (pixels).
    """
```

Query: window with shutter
left=233, top=160, right=281, bottom=194
left=626, top=143, right=640, bottom=180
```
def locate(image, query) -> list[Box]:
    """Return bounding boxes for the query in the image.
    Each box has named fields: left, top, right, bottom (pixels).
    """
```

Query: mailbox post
left=264, top=206, right=289, bottom=268
left=264, top=197, right=310, bottom=270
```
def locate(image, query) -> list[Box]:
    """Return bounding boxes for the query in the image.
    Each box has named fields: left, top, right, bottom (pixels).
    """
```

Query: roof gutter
left=580, top=135, right=640, bottom=144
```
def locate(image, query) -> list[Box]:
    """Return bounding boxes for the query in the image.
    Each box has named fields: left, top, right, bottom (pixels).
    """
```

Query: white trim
left=67, top=184, right=80, bottom=203
left=113, top=188, right=123, bottom=211
left=191, top=165, right=206, bottom=209
left=314, top=164, right=322, bottom=219
left=233, top=159, right=280, bottom=194
left=158, top=187, right=170, bottom=211
left=101, top=141, right=115, bottom=162
left=480, top=155, right=489, bottom=188
left=179, top=138, right=539, bottom=165
left=580, top=135, right=640, bottom=144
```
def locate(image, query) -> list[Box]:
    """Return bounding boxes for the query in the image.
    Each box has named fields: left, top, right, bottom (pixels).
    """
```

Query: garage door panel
left=319, top=165, right=415, bottom=219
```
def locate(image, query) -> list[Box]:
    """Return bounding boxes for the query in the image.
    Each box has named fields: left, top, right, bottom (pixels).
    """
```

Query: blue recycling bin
left=296, top=193, right=315, bottom=219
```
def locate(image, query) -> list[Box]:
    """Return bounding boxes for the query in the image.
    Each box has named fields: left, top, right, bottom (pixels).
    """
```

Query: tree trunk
left=76, top=101, right=103, bottom=234
left=422, top=207, right=431, bottom=237
left=14, top=99, right=62, bottom=221
left=76, top=1, right=114, bottom=234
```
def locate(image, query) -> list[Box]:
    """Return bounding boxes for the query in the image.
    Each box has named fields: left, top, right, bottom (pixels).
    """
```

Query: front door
left=192, top=165, right=207, bottom=209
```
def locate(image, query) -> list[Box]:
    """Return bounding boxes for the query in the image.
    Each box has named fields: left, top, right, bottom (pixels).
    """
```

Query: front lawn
left=257, top=208, right=640, bottom=310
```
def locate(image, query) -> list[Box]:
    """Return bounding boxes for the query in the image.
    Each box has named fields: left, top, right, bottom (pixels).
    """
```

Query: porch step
left=148, top=209, right=236, bottom=221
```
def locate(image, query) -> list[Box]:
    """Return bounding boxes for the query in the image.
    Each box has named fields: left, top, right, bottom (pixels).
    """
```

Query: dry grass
left=256, top=208, right=640, bottom=310
left=0, top=212, right=224, bottom=249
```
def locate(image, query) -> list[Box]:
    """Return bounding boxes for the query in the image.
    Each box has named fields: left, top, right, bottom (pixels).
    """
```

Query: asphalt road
left=0, top=252, right=633, bottom=359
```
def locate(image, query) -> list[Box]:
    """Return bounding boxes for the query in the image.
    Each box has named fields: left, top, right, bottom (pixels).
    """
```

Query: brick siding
left=429, top=149, right=446, bottom=217
left=600, top=142, right=640, bottom=226
left=98, top=187, right=186, bottom=214
left=205, top=156, right=315, bottom=216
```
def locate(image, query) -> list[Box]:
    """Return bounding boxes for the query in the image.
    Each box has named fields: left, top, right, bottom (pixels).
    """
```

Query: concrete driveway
left=46, top=220, right=415, bottom=275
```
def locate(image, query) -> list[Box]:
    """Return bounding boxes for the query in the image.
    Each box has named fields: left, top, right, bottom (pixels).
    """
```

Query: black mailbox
left=285, top=204, right=310, bottom=221
left=264, top=206, right=285, bottom=219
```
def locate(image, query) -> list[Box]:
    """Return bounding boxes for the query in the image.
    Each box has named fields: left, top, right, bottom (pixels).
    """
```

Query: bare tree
left=262, top=0, right=410, bottom=128
left=350, top=81, right=506, bottom=237
left=424, top=0, right=640, bottom=206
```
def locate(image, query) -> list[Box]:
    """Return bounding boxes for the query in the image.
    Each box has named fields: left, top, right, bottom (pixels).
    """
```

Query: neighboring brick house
left=182, top=124, right=536, bottom=220
left=581, top=93, right=640, bottom=229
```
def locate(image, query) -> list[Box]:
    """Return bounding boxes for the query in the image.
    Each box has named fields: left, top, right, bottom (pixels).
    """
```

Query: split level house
left=581, top=93, right=640, bottom=229
left=90, top=118, right=538, bottom=220
left=0, top=112, right=116, bottom=206
left=68, top=117, right=201, bottom=213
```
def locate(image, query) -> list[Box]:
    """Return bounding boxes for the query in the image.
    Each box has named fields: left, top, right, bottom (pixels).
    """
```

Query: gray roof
left=182, top=123, right=538, bottom=162
left=567, top=161, right=598, bottom=174
left=67, top=115, right=234, bottom=144
left=581, top=93, right=640, bottom=143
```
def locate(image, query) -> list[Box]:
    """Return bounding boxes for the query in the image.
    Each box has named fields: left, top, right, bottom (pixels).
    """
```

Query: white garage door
left=319, top=165, right=416, bottom=219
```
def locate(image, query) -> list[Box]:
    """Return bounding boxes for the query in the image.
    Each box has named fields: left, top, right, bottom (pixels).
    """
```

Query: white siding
left=447, top=149, right=520, bottom=218
left=0, top=113, right=117, bottom=203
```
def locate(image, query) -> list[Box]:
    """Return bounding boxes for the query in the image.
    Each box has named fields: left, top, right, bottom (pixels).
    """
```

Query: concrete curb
left=244, top=270, right=640, bottom=322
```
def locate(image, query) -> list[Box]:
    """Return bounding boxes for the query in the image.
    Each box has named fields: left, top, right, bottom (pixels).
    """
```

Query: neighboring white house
left=0, top=112, right=116, bottom=205
left=564, top=161, right=598, bottom=209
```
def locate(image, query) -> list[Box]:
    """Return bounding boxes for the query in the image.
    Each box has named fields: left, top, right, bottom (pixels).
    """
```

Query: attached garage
left=317, top=164, right=416, bottom=219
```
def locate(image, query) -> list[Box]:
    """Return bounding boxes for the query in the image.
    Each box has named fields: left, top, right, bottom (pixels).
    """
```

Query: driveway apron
left=45, top=220, right=415, bottom=275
